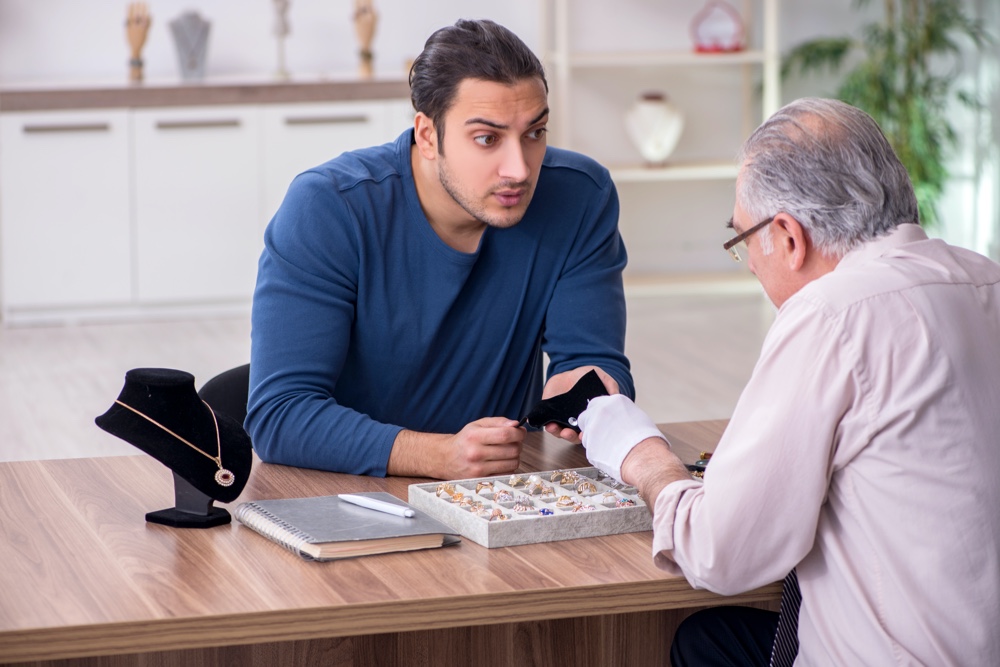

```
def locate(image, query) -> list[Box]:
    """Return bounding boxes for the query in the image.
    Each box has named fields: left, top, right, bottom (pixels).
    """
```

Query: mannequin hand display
left=126, top=2, right=152, bottom=82
left=578, top=394, right=667, bottom=484
left=353, top=0, right=377, bottom=48
left=353, top=0, right=377, bottom=77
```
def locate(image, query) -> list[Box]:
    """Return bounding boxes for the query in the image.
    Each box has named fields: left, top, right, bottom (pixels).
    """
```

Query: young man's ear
left=413, top=112, right=438, bottom=160
left=772, top=213, right=809, bottom=271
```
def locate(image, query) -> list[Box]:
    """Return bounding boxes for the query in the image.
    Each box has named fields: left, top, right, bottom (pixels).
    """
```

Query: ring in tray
left=407, top=467, right=650, bottom=548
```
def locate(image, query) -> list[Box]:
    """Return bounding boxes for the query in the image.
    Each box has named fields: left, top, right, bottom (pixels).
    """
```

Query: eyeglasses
left=723, top=216, right=774, bottom=262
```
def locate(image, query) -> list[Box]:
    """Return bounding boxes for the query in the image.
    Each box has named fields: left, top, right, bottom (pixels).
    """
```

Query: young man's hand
left=388, top=418, right=524, bottom=479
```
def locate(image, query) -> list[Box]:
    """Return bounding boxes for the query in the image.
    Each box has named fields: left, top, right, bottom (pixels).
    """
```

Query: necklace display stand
left=96, top=368, right=252, bottom=529
left=170, top=11, right=211, bottom=81
left=150, top=471, right=232, bottom=528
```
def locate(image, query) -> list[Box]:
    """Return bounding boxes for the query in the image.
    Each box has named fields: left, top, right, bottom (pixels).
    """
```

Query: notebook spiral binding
left=235, top=501, right=313, bottom=558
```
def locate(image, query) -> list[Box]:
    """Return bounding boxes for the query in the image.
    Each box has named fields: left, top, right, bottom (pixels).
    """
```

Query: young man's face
left=434, top=77, right=549, bottom=229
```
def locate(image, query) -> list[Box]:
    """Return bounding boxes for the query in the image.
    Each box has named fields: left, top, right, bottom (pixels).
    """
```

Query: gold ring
left=560, top=471, right=580, bottom=485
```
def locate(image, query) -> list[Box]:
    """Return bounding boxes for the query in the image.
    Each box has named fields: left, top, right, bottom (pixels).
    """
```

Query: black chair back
left=198, top=363, right=250, bottom=426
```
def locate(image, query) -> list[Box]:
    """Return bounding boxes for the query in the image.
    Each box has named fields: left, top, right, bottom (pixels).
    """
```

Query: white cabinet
left=0, top=97, right=410, bottom=324
left=0, top=110, right=132, bottom=313
left=540, top=0, right=780, bottom=276
left=132, top=106, right=262, bottom=304
left=261, top=100, right=413, bottom=223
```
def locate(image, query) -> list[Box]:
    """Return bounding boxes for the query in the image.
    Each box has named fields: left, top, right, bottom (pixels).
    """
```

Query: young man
left=579, top=98, right=1000, bottom=665
left=247, top=20, right=633, bottom=479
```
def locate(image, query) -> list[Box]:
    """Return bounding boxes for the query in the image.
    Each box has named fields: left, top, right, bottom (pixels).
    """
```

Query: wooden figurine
left=125, top=2, right=152, bottom=83
left=353, top=0, right=377, bottom=78
left=272, top=0, right=291, bottom=80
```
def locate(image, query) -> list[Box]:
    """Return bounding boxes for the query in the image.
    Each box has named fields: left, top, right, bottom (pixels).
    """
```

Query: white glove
left=578, top=394, right=667, bottom=484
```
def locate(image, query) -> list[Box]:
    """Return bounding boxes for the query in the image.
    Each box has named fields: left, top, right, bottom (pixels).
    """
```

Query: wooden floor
left=0, top=286, right=773, bottom=462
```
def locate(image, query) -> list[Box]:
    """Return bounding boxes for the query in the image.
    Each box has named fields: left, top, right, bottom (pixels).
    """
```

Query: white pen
left=339, top=493, right=415, bottom=518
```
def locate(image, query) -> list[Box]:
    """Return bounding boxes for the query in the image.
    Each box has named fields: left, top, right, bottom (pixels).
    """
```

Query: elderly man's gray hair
left=737, top=97, right=918, bottom=258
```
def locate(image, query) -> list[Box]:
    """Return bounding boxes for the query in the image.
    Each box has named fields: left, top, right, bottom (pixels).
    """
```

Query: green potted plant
left=781, top=0, right=991, bottom=227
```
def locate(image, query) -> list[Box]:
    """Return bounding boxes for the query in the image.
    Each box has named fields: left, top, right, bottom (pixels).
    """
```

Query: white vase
left=624, top=92, right=685, bottom=166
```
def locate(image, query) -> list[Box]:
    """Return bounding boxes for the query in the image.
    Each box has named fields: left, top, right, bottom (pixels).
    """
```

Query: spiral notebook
left=235, top=492, right=461, bottom=561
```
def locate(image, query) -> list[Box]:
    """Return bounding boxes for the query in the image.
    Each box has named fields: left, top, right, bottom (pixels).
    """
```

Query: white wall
left=0, top=0, right=541, bottom=86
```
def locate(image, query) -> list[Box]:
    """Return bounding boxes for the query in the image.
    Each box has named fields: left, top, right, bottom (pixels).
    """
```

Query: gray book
left=235, top=492, right=460, bottom=561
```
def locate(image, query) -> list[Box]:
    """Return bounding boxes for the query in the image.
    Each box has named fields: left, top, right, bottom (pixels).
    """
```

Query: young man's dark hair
left=408, top=18, right=548, bottom=152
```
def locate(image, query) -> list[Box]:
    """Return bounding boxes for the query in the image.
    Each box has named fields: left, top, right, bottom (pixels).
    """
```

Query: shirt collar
left=836, top=223, right=928, bottom=270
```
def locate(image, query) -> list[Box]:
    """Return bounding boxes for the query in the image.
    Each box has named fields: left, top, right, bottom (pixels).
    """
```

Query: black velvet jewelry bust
left=96, top=368, right=252, bottom=528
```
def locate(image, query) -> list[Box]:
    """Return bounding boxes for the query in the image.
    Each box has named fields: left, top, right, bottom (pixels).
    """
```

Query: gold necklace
left=115, top=399, right=235, bottom=487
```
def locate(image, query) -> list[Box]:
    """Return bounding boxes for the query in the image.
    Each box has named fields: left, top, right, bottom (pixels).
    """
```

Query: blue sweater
left=247, top=129, right=633, bottom=475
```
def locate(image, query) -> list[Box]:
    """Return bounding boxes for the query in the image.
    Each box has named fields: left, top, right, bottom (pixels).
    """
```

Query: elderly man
left=579, top=98, right=1000, bottom=665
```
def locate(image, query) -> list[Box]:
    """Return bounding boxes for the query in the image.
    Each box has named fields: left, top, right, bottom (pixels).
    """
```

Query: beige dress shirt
left=652, top=224, right=1000, bottom=665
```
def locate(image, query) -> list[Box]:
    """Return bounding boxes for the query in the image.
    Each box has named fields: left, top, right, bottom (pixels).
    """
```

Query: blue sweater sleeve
left=246, top=170, right=402, bottom=476
left=542, top=169, right=634, bottom=399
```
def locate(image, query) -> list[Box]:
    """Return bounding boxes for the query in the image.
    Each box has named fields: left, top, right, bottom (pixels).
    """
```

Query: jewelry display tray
left=407, top=467, right=651, bottom=548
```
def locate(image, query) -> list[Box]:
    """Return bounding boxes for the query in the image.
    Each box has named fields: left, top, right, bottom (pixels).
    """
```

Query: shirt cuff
left=650, top=478, right=705, bottom=575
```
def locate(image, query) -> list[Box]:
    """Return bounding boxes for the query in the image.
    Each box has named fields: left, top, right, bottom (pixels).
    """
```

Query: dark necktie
left=769, top=569, right=801, bottom=667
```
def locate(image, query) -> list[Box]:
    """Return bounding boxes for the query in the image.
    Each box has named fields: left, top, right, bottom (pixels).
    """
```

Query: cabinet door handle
left=23, top=123, right=111, bottom=134
left=155, top=119, right=242, bottom=130
left=284, top=115, right=369, bottom=126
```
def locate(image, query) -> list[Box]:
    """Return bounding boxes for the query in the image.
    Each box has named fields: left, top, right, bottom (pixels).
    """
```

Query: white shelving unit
left=542, top=0, right=780, bottom=177
left=538, top=0, right=780, bottom=280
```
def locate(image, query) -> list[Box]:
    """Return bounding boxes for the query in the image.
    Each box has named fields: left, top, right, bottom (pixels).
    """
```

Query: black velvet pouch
left=518, top=369, right=609, bottom=432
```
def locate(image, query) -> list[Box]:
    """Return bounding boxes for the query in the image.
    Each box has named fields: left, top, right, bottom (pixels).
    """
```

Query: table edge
left=0, top=580, right=780, bottom=663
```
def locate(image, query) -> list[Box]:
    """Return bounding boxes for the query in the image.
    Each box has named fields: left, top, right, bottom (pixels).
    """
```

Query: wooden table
left=0, top=421, right=779, bottom=666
